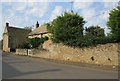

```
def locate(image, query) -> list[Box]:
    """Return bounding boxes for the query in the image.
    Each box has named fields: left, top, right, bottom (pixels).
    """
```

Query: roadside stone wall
left=30, top=43, right=119, bottom=66
left=16, top=43, right=119, bottom=66
left=16, top=49, right=28, bottom=55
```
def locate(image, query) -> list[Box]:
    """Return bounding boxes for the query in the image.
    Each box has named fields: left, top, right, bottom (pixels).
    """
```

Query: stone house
left=28, top=21, right=51, bottom=38
left=3, top=23, right=31, bottom=52
left=28, top=21, right=52, bottom=49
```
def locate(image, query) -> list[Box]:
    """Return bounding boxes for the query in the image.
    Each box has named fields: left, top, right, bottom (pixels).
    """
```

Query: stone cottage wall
left=3, top=33, right=10, bottom=52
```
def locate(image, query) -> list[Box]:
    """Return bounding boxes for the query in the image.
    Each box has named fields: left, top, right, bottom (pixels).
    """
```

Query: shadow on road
left=2, top=61, right=61, bottom=79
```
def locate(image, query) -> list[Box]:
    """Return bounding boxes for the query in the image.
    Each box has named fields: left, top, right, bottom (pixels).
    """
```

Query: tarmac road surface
left=2, top=52, right=118, bottom=79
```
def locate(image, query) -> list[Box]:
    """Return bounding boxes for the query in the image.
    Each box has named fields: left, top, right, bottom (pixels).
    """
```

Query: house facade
left=28, top=21, right=52, bottom=49
left=3, top=23, right=31, bottom=52
left=28, top=21, right=51, bottom=38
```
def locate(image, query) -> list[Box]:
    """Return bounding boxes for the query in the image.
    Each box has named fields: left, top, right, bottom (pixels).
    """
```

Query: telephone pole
left=70, top=1, right=74, bottom=12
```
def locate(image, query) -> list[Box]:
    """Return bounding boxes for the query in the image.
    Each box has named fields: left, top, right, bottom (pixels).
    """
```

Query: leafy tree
left=107, top=6, right=120, bottom=42
left=85, top=25, right=105, bottom=37
left=47, top=11, right=85, bottom=43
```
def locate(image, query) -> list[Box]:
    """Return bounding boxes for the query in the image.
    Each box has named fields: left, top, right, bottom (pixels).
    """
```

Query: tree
left=107, top=6, right=120, bottom=42
left=85, top=25, right=105, bottom=38
left=47, top=11, right=85, bottom=43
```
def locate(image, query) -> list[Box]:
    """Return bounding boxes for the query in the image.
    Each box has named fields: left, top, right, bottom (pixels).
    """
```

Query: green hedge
left=62, top=36, right=118, bottom=48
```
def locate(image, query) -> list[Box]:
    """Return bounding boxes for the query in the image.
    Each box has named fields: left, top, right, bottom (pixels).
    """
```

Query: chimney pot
left=6, top=22, right=9, bottom=27
left=36, top=21, right=39, bottom=28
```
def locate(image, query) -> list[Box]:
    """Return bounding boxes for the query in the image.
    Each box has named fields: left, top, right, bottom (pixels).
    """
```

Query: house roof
left=5, top=26, right=31, bottom=48
left=7, top=26, right=31, bottom=37
left=29, top=24, right=49, bottom=36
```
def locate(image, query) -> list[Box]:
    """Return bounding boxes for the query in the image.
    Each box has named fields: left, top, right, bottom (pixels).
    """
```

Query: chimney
left=6, top=22, right=9, bottom=27
left=36, top=21, right=39, bottom=28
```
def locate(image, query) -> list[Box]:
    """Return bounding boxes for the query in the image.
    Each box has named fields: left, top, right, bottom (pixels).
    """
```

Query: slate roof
left=29, top=24, right=49, bottom=36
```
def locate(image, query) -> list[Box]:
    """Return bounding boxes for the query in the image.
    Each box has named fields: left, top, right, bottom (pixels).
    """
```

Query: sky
left=0, top=0, right=120, bottom=40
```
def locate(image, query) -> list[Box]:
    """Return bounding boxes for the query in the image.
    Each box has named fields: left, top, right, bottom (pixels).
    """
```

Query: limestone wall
left=16, top=49, right=28, bottom=55
left=16, top=43, right=119, bottom=66
left=3, top=33, right=10, bottom=52
left=30, top=43, right=119, bottom=66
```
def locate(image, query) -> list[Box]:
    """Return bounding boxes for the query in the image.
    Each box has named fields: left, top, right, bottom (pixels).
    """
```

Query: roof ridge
left=8, top=26, right=30, bottom=31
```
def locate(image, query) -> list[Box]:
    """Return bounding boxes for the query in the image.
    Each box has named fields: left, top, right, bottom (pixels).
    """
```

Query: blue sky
left=0, top=0, right=120, bottom=40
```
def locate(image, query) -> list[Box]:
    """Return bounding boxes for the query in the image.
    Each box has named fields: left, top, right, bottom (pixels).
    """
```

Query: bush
left=63, top=36, right=117, bottom=48
left=18, top=43, right=30, bottom=49
left=29, top=37, right=49, bottom=48
left=18, top=36, right=49, bottom=49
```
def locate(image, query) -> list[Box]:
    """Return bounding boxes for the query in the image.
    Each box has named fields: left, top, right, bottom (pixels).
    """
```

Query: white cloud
left=6, top=2, right=48, bottom=18
left=26, top=2, right=48, bottom=18
left=81, top=8, right=96, bottom=20
left=3, top=14, right=23, bottom=27
left=50, top=6, right=62, bottom=21
left=15, top=5, right=26, bottom=11
left=73, top=2, right=96, bottom=26
left=100, top=12, right=109, bottom=20
left=2, top=2, right=49, bottom=25
left=1, top=0, right=55, bottom=2
left=103, top=2, right=118, bottom=10
left=73, top=2, right=93, bottom=10
left=75, top=2, right=117, bottom=31
left=1, top=0, right=120, bottom=2
left=85, top=11, right=109, bottom=27
left=9, top=3, right=27, bottom=14
left=102, top=0, right=119, bottom=2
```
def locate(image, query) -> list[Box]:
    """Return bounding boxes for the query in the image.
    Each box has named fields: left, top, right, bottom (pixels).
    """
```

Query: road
left=2, top=52, right=118, bottom=79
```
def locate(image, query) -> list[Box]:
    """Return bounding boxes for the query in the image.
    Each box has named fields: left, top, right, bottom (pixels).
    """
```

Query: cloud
left=100, top=12, right=109, bottom=20
left=50, top=6, right=62, bottom=21
left=103, top=2, right=118, bottom=10
left=3, top=13, right=24, bottom=27
left=73, top=2, right=93, bottom=10
left=7, top=3, right=27, bottom=14
left=2, top=2, right=49, bottom=25
left=102, top=0, right=119, bottom=2
left=73, top=2, right=96, bottom=26
left=1, top=0, right=120, bottom=2
left=26, top=2, right=48, bottom=18
left=74, top=2, right=117, bottom=28
left=81, top=7, right=96, bottom=20
left=1, top=0, right=48, bottom=2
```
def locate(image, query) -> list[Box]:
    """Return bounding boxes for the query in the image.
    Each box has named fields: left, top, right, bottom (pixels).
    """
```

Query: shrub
left=18, top=42, right=30, bottom=49
left=18, top=36, right=49, bottom=49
